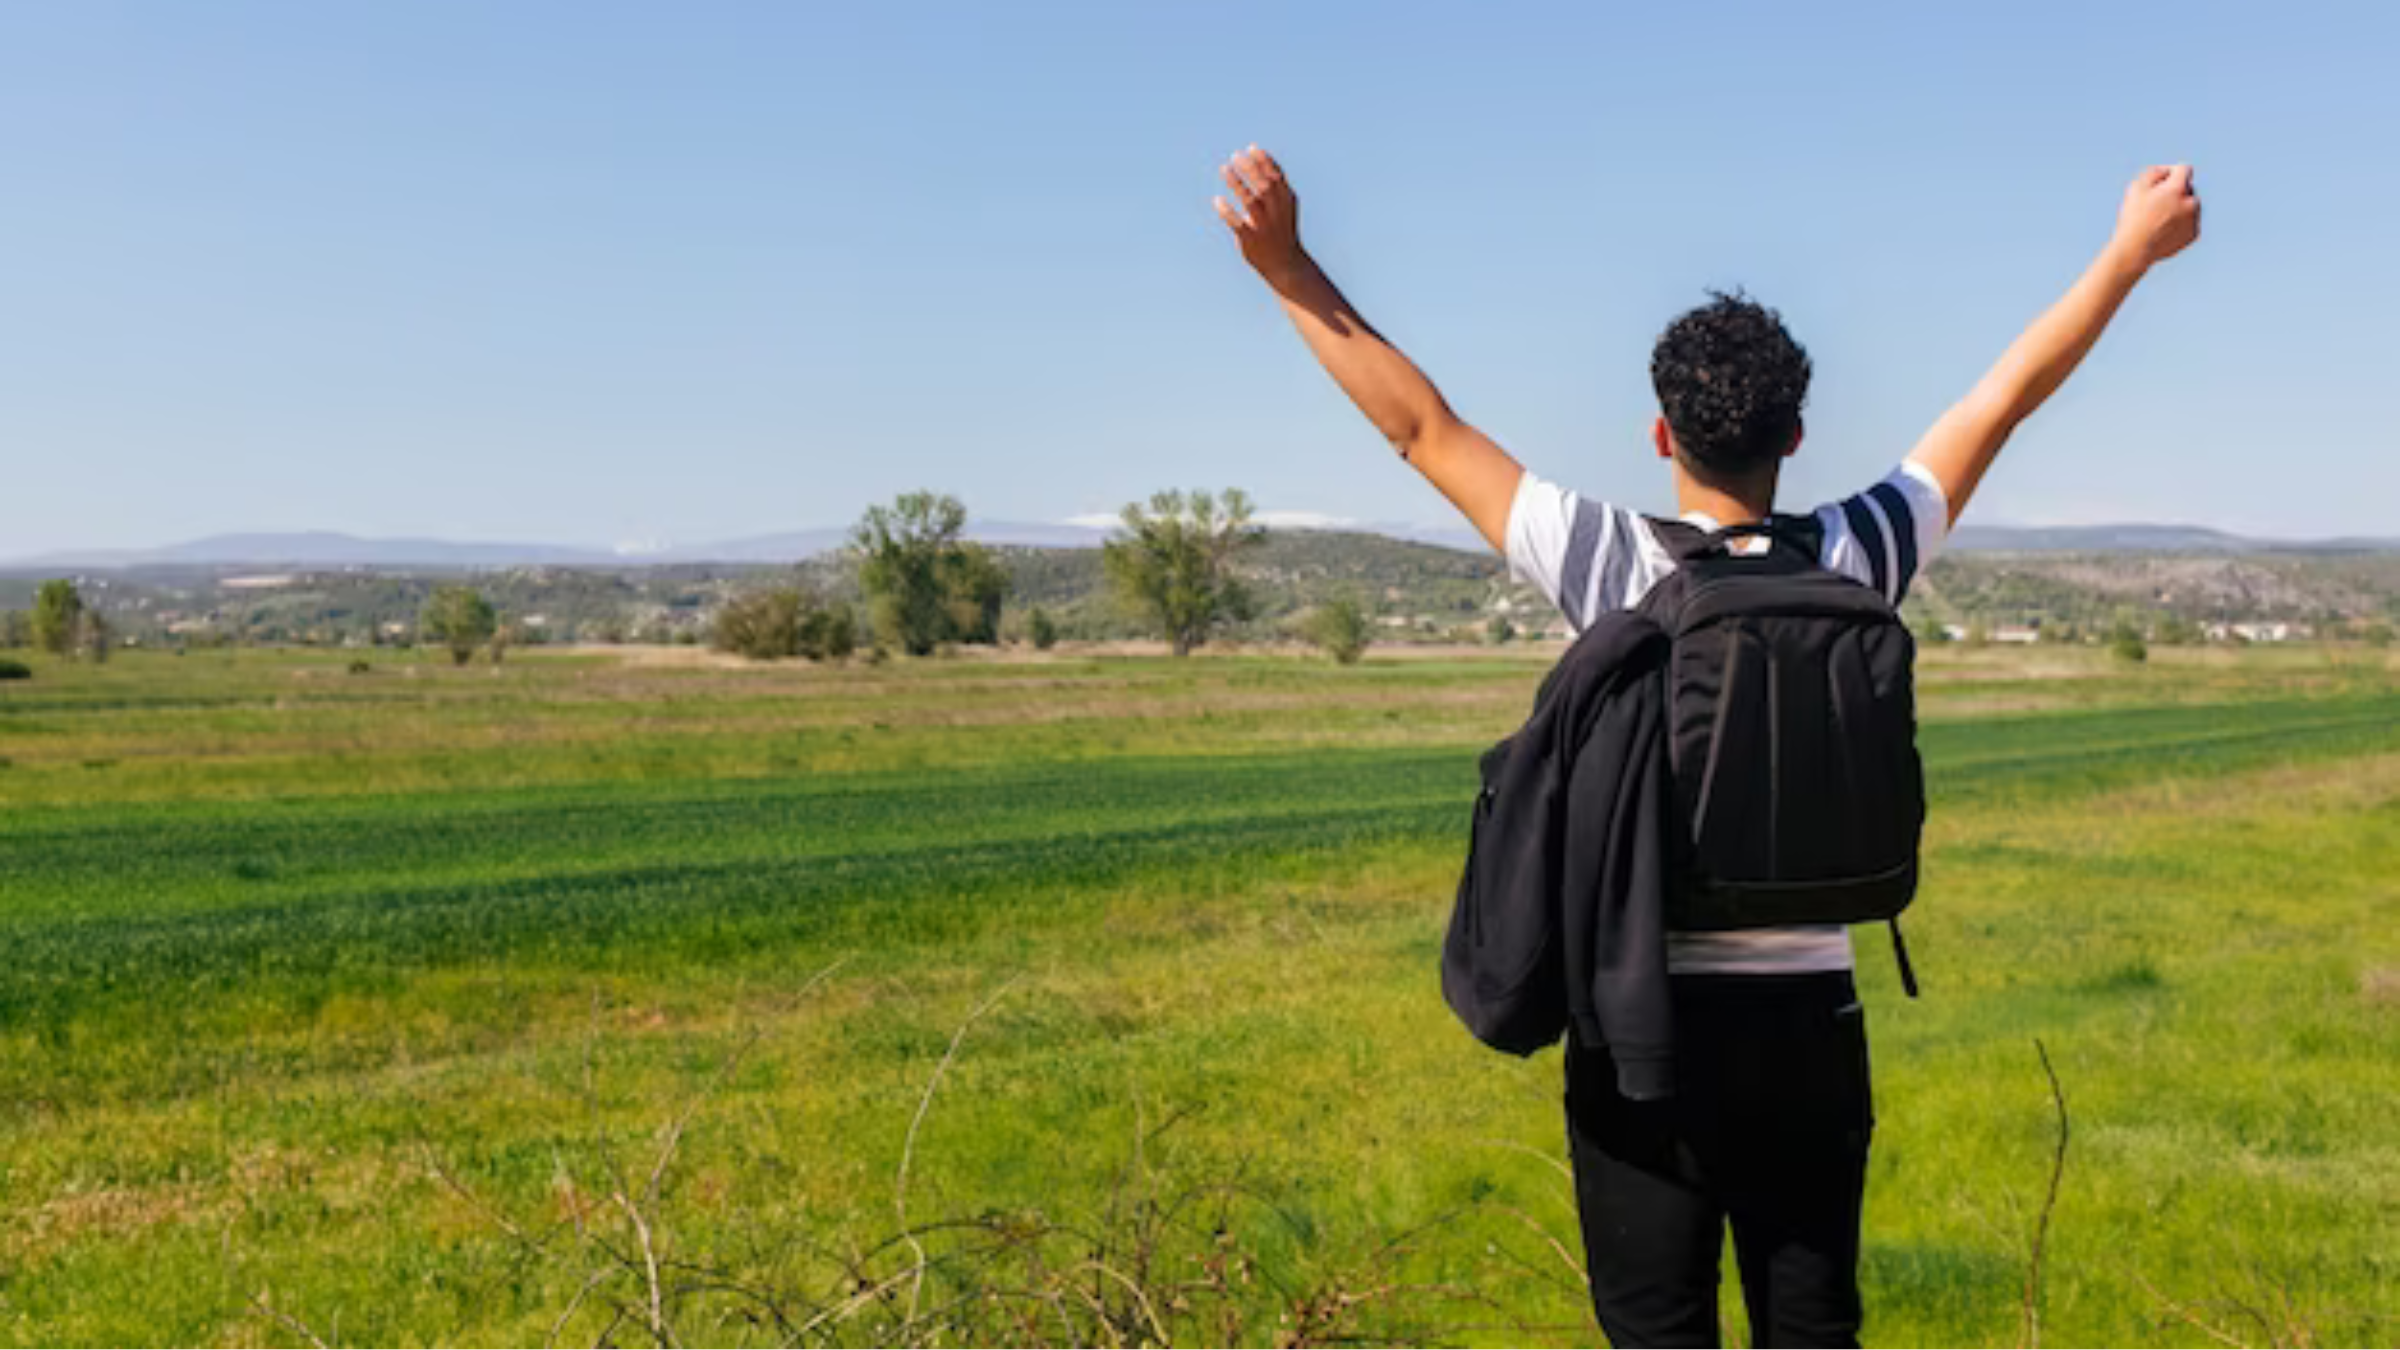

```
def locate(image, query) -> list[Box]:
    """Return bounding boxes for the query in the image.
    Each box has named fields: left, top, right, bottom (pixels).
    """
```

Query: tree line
left=704, top=486, right=1375, bottom=663
left=0, top=487, right=1395, bottom=670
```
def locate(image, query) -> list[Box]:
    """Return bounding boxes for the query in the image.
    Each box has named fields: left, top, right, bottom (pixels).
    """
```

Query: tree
left=853, top=491, right=1008, bottom=656
left=1486, top=614, right=1517, bottom=645
left=2361, top=621, right=2393, bottom=649
left=1102, top=489, right=1265, bottom=657
left=30, top=580, right=83, bottom=657
left=943, top=545, right=1009, bottom=645
left=0, top=610, right=29, bottom=648
left=1028, top=607, right=1060, bottom=651
left=78, top=610, right=112, bottom=663
left=420, top=585, right=498, bottom=666
left=1305, top=597, right=1372, bottom=665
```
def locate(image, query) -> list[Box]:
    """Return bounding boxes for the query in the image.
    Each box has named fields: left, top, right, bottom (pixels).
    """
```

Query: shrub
left=0, top=658, right=31, bottom=680
left=346, top=660, right=373, bottom=675
left=797, top=602, right=857, bottom=661
left=717, top=591, right=857, bottom=662
left=2109, top=620, right=2149, bottom=664
left=713, top=589, right=805, bottom=659
left=1028, top=606, right=1059, bottom=651
left=1305, top=598, right=1372, bottom=665
left=1486, top=614, right=1516, bottom=645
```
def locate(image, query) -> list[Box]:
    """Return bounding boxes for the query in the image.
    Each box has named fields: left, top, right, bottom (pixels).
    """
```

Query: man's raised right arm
left=1215, top=146, right=1524, bottom=555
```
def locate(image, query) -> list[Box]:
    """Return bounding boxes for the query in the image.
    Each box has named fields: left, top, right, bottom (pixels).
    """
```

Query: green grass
left=2, top=645, right=2396, bottom=1346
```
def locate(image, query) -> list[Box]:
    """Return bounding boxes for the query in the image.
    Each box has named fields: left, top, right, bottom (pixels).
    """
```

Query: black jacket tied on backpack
left=1441, top=612, right=1682, bottom=1100
left=1444, top=515, right=1927, bottom=1102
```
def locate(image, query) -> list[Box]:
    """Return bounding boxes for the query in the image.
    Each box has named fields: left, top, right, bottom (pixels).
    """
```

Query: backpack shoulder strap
left=1766, top=511, right=1826, bottom=559
left=1645, top=513, right=1825, bottom=564
left=1644, top=517, right=1711, bottom=561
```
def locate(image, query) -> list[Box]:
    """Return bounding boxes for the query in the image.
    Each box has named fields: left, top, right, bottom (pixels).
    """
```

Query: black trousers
left=1565, top=972, right=1874, bottom=1349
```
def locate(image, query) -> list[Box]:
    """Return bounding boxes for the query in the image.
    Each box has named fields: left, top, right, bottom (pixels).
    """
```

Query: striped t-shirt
left=1504, top=459, right=1950, bottom=975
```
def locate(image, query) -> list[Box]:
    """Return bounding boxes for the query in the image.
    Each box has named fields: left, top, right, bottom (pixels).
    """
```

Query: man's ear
left=1652, top=416, right=1674, bottom=460
left=1784, top=419, right=1805, bottom=460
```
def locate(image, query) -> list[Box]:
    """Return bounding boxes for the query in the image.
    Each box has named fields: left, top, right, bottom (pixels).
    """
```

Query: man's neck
left=1673, top=474, right=1775, bottom=526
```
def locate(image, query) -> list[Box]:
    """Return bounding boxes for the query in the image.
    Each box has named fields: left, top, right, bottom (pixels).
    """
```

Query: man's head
left=1649, top=292, right=1811, bottom=505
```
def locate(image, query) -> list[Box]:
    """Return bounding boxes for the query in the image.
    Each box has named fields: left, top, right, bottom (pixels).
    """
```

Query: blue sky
left=2, top=2, right=2394, bottom=555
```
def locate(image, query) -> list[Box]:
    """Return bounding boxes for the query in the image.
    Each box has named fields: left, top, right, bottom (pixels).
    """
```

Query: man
left=1214, top=146, right=2199, bottom=1346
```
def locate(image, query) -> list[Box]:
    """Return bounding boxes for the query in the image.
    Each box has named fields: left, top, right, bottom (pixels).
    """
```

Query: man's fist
left=2115, top=164, right=2202, bottom=268
left=1215, top=145, right=1304, bottom=286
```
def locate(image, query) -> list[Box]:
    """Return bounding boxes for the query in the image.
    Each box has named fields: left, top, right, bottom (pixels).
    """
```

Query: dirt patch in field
left=4, top=1183, right=219, bottom=1260
left=605, top=645, right=768, bottom=670
left=2365, top=968, right=2400, bottom=1008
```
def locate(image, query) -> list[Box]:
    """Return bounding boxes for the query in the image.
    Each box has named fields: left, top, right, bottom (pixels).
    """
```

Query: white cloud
left=1253, top=509, right=1356, bottom=530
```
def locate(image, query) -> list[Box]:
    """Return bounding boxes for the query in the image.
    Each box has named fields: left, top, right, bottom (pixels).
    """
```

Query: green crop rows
left=2, top=646, right=2395, bottom=1346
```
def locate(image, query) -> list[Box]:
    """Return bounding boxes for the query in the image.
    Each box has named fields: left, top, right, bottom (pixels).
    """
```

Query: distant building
left=2205, top=621, right=2296, bottom=643
left=1992, top=625, right=2041, bottom=645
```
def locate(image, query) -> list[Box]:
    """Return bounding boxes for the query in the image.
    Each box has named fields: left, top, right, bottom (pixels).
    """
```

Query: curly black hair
left=1649, top=291, right=1812, bottom=482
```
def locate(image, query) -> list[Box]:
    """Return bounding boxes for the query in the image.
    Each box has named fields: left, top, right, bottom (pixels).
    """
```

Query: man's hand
left=1215, top=146, right=1306, bottom=289
left=1214, top=145, right=1525, bottom=553
left=1907, top=162, right=2203, bottom=526
left=2111, top=164, right=2202, bottom=270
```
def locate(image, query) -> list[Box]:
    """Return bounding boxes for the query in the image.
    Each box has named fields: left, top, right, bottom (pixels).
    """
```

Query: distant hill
left=1949, top=523, right=2250, bottom=553
left=2, top=521, right=1114, bottom=571
left=8, top=532, right=625, bottom=570
left=1949, top=523, right=2400, bottom=554
left=19, top=515, right=2400, bottom=573
left=657, top=521, right=1109, bottom=563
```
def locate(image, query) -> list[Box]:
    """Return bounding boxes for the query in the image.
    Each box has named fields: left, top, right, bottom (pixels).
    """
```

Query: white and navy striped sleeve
left=1813, top=460, right=1950, bottom=606
left=1504, top=470, right=1657, bottom=632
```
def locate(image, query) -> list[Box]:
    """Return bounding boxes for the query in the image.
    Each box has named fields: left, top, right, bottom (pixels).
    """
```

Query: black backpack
left=1638, top=515, right=1925, bottom=994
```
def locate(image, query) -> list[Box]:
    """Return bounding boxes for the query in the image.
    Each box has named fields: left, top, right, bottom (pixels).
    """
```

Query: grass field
left=3, top=643, right=2396, bottom=1346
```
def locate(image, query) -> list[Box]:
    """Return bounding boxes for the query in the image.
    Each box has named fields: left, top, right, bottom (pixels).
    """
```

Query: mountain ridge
left=9, top=520, right=2398, bottom=571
